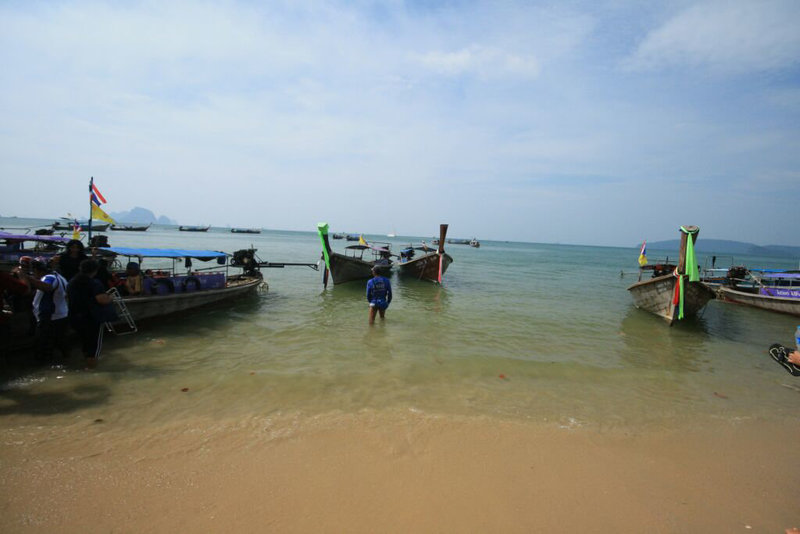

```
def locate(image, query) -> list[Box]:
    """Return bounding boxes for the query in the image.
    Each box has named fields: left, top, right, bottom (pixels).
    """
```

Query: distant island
left=109, top=207, right=176, bottom=225
left=645, top=238, right=800, bottom=258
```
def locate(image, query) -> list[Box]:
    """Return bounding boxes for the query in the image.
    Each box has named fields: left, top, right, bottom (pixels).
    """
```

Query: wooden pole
left=437, top=224, right=448, bottom=283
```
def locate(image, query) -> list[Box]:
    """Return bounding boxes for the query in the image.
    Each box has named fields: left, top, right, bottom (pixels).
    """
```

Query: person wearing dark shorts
left=67, top=259, right=113, bottom=368
left=366, top=266, right=392, bottom=325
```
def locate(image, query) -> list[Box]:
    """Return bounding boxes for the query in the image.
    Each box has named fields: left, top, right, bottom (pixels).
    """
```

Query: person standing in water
left=366, top=266, right=392, bottom=325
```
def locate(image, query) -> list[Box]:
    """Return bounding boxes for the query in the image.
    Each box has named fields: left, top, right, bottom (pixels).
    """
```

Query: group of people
left=1, top=239, right=121, bottom=368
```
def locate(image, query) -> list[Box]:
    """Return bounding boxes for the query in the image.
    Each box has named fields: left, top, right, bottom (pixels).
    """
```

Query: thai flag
left=638, top=241, right=647, bottom=267
left=91, top=183, right=107, bottom=206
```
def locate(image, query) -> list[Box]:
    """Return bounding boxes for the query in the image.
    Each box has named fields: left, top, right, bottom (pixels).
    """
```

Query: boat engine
left=89, top=235, right=109, bottom=248
left=725, top=266, right=748, bottom=288
left=231, top=248, right=259, bottom=276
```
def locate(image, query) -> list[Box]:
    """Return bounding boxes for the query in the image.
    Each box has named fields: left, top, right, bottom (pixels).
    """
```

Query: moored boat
left=0, top=231, right=69, bottom=271
left=52, top=219, right=109, bottom=232
left=230, top=228, right=261, bottom=234
left=317, top=223, right=392, bottom=286
left=627, top=225, right=716, bottom=325
left=110, top=223, right=151, bottom=231
left=178, top=225, right=211, bottom=232
left=397, top=224, right=453, bottom=283
left=98, top=246, right=262, bottom=323
left=716, top=270, right=800, bottom=316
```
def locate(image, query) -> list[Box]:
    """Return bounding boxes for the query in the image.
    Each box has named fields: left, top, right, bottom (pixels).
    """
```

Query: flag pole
left=88, top=176, right=94, bottom=242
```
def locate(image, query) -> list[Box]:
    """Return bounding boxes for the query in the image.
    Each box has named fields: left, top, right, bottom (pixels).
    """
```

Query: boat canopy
left=0, top=231, right=70, bottom=244
left=104, top=247, right=227, bottom=261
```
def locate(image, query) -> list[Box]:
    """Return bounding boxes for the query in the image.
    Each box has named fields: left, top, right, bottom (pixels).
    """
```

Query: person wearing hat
left=28, top=258, right=70, bottom=363
left=366, top=265, right=392, bottom=325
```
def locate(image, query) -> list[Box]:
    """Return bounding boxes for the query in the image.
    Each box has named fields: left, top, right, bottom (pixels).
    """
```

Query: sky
left=1, top=0, right=799, bottom=247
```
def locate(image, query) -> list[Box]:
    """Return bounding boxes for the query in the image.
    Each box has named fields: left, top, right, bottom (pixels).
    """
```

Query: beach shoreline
left=1, top=410, right=798, bottom=532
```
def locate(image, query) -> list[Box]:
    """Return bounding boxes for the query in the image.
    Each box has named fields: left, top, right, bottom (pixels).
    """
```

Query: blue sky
left=1, top=0, right=798, bottom=246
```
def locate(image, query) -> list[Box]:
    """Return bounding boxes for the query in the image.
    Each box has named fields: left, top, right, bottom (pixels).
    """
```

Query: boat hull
left=110, top=224, right=150, bottom=231
left=53, top=222, right=109, bottom=231
left=397, top=252, right=453, bottom=283
left=120, top=276, right=262, bottom=321
left=717, top=286, right=800, bottom=316
left=627, top=274, right=715, bottom=324
left=327, top=253, right=390, bottom=285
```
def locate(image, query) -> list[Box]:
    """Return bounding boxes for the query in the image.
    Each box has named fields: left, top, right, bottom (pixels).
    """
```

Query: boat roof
left=104, top=246, right=227, bottom=260
left=0, top=231, right=70, bottom=244
left=345, top=244, right=390, bottom=253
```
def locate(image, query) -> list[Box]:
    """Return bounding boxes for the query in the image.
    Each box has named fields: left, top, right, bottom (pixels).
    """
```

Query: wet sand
left=1, top=411, right=798, bottom=533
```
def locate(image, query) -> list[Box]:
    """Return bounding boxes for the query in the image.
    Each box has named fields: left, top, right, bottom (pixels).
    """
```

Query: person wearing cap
left=67, top=259, right=114, bottom=368
left=28, top=258, right=70, bottom=363
left=366, top=265, right=392, bottom=325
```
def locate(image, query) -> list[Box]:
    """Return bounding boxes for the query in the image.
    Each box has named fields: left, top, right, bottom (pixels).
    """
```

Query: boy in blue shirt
left=366, top=266, right=392, bottom=324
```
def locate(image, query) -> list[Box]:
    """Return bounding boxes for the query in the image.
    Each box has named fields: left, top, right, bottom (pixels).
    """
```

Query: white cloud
left=414, top=45, right=540, bottom=79
left=625, top=0, right=800, bottom=73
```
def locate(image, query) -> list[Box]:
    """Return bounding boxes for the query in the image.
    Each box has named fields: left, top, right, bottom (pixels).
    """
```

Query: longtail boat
left=230, top=228, right=261, bottom=234
left=0, top=231, right=69, bottom=272
left=717, top=270, right=800, bottom=316
left=52, top=219, right=109, bottom=232
left=97, top=246, right=262, bottom=323
left=627, top=225, right=716, bottom=325
left=110, top=223, right=151, bottom=231
left=178, top=225, right=210, bottom=232
left=397, top=224, right=453, bottom=283
left=317, top=223, right=392, bottom=286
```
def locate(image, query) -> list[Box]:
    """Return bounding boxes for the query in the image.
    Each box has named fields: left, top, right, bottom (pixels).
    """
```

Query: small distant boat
left=230, top=228, right=261, bottom=234
left=627, top=225, right=716, bottom=325
left=332, top=233, right=345, bottom=240
left=110, top=223, right=151, bottom=231
left=318, top=223, right=392, bottom=286
left=717, top=270, right=800, bottom=316
left=52, top=219, right=109, bottom=232
left=397, top=224, right=453, bottom=283
left=345, top=234, right=361, bottom=241
left=441, top=237, right=480, bottom=247
left=178, top=225, right=210, bottom=232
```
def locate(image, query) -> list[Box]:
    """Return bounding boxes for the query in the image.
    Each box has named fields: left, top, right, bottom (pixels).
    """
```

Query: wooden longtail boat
left=0, top=231, right=69, bottom=272
left=317, top=223, right=392, bottom=286
left=716, top=271, right=800, bottom=316
left=52, top=220, right=109, bottom=232
left=110, top=223, right=151, bottom=231
left=397, top=224, right=454, bottom=283
left=627, top=225, right=716, bottom=325
left=230, top=228, right=261, bottom=234
left=178, top=225, right=210, bottom=232
left=98, top=246, right=262, bottom=323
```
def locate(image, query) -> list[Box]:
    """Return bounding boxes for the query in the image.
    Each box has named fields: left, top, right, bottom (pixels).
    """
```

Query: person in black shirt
left=67, top=259, right=113, bottom=368
left=57, top=240, right=88, bottom=282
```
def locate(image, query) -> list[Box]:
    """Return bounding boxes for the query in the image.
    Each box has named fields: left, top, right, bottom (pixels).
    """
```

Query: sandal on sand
left=768, top=344, right=800, bottom=377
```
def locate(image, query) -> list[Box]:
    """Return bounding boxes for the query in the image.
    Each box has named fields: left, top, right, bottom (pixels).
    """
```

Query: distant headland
left=645, top=238, right=800, bottom=258
left=109, top=207, right=176, bottom=225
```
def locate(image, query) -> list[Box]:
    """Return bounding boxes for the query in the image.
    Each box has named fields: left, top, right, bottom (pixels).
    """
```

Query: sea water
left=1, top=217, right=799, bottom=432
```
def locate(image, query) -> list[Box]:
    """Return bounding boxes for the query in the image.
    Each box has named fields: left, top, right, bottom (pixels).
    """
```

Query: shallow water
left=2, top=218, right=799, bottom=432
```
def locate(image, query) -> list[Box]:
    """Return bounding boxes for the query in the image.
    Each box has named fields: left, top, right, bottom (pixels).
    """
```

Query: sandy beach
left=1, top=410, right=798, bottom=533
